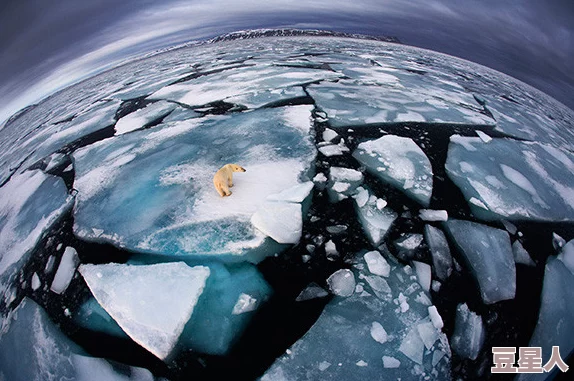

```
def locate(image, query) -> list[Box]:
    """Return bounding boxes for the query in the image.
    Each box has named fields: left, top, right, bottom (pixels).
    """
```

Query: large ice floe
left=261, top=253, right=451, bottom=381
left=79, top=262, right=210, bottom=360
left=0, top=298, right=157, bottom=381
left=353, top=135, right=433, bottom=206
left=72, top=105, right=316, bottom=262
left=446, top=135, right=574, bottom=222
left=0, top=170, right=72, bottom=286
left=444, top=219, right=515, bottom=304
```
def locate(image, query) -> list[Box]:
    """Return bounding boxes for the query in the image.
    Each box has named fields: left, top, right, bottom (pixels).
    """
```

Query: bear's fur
left=213, top=163, right=246, bottom=197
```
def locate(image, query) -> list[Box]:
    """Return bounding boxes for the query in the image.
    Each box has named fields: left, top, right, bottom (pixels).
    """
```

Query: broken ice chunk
left=296, top=283, right=329, bottom=301
left=399, top=326, right=425, bottom=365
left=475, top=130, right=492, bottom=143
left=428, top=306, right=444, bottom=330
left=394, top=234, right=424, bottom=261
left=325, top=240, right=339, bottom=260
left=327, top=167, right=363, bottom=202
left=417, top=319, right=439, bottom=350
left=354, top=187, right=397, bottom=246
left=444, top=219, right=515, bottom=304
left=364, top=251, right=390, bottom=277
left=79, top=262, right=210, bottom=360
left=450, top=303, right=484, bottom=361
left=558, top=240, right=574, bottom=274
left=232, top=293, right=258, bottom=315
left=115, top=101, right=176, bottom=135
left=370, top=321, right=388, bottom=344
left=412, top=261, right=431, bottom=292
left=382, top=356, right=401, bottom=368
left=266, top=181, right=314, bottom=203
left=512, top=241, right=536, bottom=267
left=424, top=225, right=453, bottom=281
left=353, top=135, right=433, bottom=206
left=419, top=209, right=448, bottom=222
left=251, top=202, right=302, bottom=244
left=31, top=273, right=41, bottom=291
left=327, top=269, right=356, bottom=297
left=318, top=144, right=349, bottom=157
left=553, top=232, right=566, bottom=251
left=322, top=128, right=338, bottom=142
left=50, top=247, right=80, bottom=294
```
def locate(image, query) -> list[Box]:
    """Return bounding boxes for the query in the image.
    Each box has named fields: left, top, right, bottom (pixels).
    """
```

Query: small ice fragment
left=558, top=240, right=574, bottom=274
left=417, top=320, right=439, bottom=350
left=232, top=293, right=258, bottom=315
left=353, top=187, right=369, bottom=208
left=318, top=361, right=331, bottom=371
left=332, top=182, right=350, bottom=193
left=450, top=303, right=484, bottom=360
left=512, top=241, right=535, bottom=267
left=376, top=198, right=387, bottom=210
left=399, top=326, right=424, bottom=365
left=31, top=273, right=41, bottom=291
left=322, top=128, right=338, bottom=142
left=370, top=321, right=388, bottom=344
left=45, top=256, right=56, bottom=274
left=356, top=360, right=368, bottom=367
left=428, top=305, right=444, bottom=329
left=327, top=269, right=356, bottom=297
left=476, top=130, right=492, bottom=143
left=325, top=240, right=338, bottom=258
left=296, top=283, right=329, bottom=301
left=413, top=261, right=431, bottom=292
left=382, top=356, right=401, bottom=368
left=50, top=247, right=80, bottom=294
left=419, top=209, right=448, bottom=222
left=431, top=280, right=441, bottom=292
left=553, top=232, right=566, bottom=251
left=501, top=220, right=517, bottom=235
left=326, top=225, right=347, bottom=234
left=313, top=173, right=328, bottom=183
left=363, top=251, right=390, bottom=277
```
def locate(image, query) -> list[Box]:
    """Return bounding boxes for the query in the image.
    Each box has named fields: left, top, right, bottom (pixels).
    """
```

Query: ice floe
left=450, top=303, right=484, bottom=361
left=424, top=225, right=453, bottom=281
left=353, top=135, right=433, bottom=206
left=353, top=187, right=398, bottom=246
left=50, top=247, right=80, bottom=294
left=115, top=101, right=176, bottom=135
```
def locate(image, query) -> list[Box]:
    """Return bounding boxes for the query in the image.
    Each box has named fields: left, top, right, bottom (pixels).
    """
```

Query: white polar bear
left=213, top=163, right=246, bottom=197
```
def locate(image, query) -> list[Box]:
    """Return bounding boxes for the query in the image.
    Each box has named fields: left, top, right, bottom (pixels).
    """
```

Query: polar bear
left=213, top=163, right=246, bottom=197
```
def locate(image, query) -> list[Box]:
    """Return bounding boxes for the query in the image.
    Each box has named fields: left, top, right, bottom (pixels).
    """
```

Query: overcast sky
left=1, top=0, right=573, bottom=124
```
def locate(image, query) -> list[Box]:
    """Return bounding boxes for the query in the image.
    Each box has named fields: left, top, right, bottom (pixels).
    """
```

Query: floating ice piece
left=325, top=240, right=339, bottom=259
left=318, top=144, right=349, bottom=157
left=394, top=234, right=424, bottom=261
left=115, top=101, right=176, bottom=135
left=261, top=255, right=451, bottom=380
left=225, top=86, right=307, bottom=109
left=558, top=240, right=574, bottom=274
left=519, top=257, right=574, bottom=381
left=322, top=128, right=338, bottom=142
left=475, top=130, right=492, bottom=143
left=353, top=187, right=397, bottom=246
left=327, top=167, right=363, bottom=202
left=364, top=251, right=390, bottom=277
left=327, top=269, right=356, bottom=297
left=266, top=181, right=314, bottom=203
left=72, top=106, right=316, bottom=263
left=512, top=241, right=536, bottom=267
left=424, top=225, right=453, bottom=281
left=251, top=202, right=302, bottom=244
left=446, top=136, right=574, bottom=222
left=0, top=298, right=156, bottom=381
left=552, top=232, right=566, bottom=251
left=232, top=293, right=258, bottom=315
left=450, top=303, right=484, bottom=361
left=79, top=262, right=210, bottom=360
left=31, top=273, right=41, bottom=291
left=428, top=306, right=444, bottom=330
left=0, top=170, right=72, bottom=287
left=501, top=220, right=518, bottom=235
left=419, top=209, right=448, bottom=222
left=353, top=135, right=433, bottom=206
left=326, top=225, right=347, bottom=234
left=444, top=220, right=515, bottom=304
left=412, top=261, right=431, bottom=292
left=50, top=247, right=80, bottom=294
left=296, top=283, right=329, bottom=301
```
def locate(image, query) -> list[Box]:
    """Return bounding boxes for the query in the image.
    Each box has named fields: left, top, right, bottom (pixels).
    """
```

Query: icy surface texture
left=79, top=262, right=210, bottom=360
left=450, top=303, right=484, bottom=361
left=251, top=202, right=302, bottom=244
left=50, top=246, right=80, bottom=294
left=0, top=298, right=155, bottom=381
left=72, top=105, right=316, bottom=262
left=115, top=101, right=176, bottom=135
left=518, top=257, right=574, bottom=381
left=261, top=256, right=451, bottom=381
left=446, top=135, right=574, bottom=222
left=327, top=167, right=364, bottom=202
left=353, top=135, right=433, bottom=206
left=512, top=241, right=536, bottom=267
left=424, top=225, right=453, bottom=281
left=444, top=220, right=515, bottom=304
left=0, top=170, right=72, bottom=287
left=353, top=187, right=397, bottom=246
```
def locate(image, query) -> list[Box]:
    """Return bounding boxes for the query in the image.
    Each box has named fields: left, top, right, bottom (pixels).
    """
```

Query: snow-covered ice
left=450, top=303, right=484, bottom=361
left=444, top=220, right=515, bottom=304
left=327, top=167, right=363, bottom=202
left=446, top=135, right=574, bottom=222
left=50, top=246, right=80, bottom=294
left=251, top=202, right=302, bottom=244
left=419, top=209, right=448, bottom=222
left=424, top=225, right=453, bottom=281
left=79, top=262, right=210, bottom=360
left=115, top=101, right=176, bottom=135
left=353, top=135, right=433, bottom=206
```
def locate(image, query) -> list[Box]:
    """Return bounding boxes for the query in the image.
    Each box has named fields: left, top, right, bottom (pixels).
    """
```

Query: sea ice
left=115, top=101, right=176, bottom=135
left=424, top=225, right=453, bottom=281
left=446, top=136, right=574, bottom=222
left=327, top=167, right=363, bottom=202
left=364, top=251, right=390, bottom=277
left=419, top=209, right=448, bottom=222
left=444, top=220, right=515, bottom=304
left=412, top=261, right=431, bottom=292
left=512, top=240, right=536, bottom=267
left=450, top=303, right=484, bottom=361
left=79, top=262, right=210, bottom=360
left=327, top=269, right=356, bottom=297
left=251, top=202, right=302, bottom=244
left=394, top=234, right=424, bottom=261
left=353, top=135, right=433, bottom=206
left=266, top=181, right=314, bottom=203
left=0, top=170, right=72, bottom=288
left=558, top=240, right=574, bottom=274
left=50, top=246, right=80, bottom=294
left=0, top=298, right=156, bottom=381
left=260, top=254, right=450, bottom=381
left=296, top=283, right=329, bottom=302
left=353, top=186, right=397, bottom=247
left=322, top=128, right=338, bottom=142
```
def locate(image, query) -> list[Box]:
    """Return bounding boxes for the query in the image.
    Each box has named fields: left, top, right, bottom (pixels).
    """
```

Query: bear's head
left=229, top=164, right=246, bottom=172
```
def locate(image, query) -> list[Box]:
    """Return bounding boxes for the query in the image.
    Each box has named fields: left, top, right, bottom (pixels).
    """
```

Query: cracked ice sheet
left=0, top=170, right=72, bottom=288
left=307, top=79, right=494, bottom=128
left=72, top=105, right=316, bottom=262
left=445, top=135, right=574, bottom=222
left=260, top=255, right=451, bottom=381
left=148, top=63, right=342, bottom=107
left=115, top=101, right=177, bottom=135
